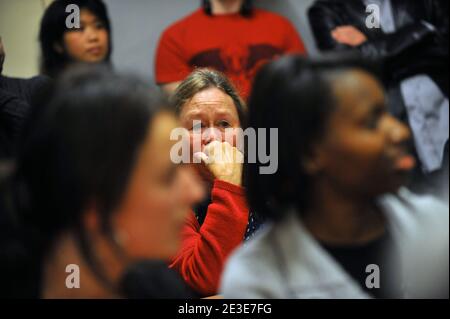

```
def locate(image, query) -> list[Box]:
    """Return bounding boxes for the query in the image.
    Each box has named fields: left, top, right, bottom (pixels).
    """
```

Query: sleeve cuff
left=213, top=180, right=246, bottom=196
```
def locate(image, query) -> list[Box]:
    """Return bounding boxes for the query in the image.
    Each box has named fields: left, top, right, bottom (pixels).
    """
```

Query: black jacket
left=308, top=0, right=449, bottom=96
left=0, top=75, right=51, bottom=159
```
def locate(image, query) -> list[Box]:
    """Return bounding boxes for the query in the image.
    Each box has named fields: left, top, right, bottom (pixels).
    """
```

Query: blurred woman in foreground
left=0, top=67, right=204, bottom=298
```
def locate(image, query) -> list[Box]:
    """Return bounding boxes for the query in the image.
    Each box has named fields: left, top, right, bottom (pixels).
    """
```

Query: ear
left=82, top=204, right=101, bottom=233
left=53, top=42, right=64, bottom=54
left=302, top=145, right=326, bottom=175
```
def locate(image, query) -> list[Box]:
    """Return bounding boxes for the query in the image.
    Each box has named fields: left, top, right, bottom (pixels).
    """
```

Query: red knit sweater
left=169, top=179, right=249, bottom=296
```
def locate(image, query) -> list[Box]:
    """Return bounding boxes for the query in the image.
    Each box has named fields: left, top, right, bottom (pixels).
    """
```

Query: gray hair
left=171, top=68, right=247, bottom=125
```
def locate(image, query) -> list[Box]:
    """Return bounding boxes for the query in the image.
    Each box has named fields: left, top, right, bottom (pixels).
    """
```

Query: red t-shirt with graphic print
left=155, top=8, right=306, bottom=99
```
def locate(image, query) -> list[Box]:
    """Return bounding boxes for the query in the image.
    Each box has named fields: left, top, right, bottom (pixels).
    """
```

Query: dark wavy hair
left=171, top=68, right=247, bottom=126
left=202, top=0, right=253, bottom=17
left=39, top=0, right=112, bottom=78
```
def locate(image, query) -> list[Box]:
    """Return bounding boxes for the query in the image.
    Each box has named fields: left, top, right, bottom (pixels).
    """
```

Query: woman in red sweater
left=170, top=68, right=263, bottom=296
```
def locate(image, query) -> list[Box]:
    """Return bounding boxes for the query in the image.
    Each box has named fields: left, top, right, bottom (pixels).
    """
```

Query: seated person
left=169, top=68, right=263, bottom=297
left=221, top=55, right=448, bottom=298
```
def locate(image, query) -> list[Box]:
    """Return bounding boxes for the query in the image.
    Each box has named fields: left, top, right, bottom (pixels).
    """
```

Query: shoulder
left=394, top=188, right=447, bottom=216
left=161, top=9, right=205, bottom=38
left=28, top=75, right=51, bottom=86
left=27, top=75, right=52, bottom=93
left=382, top=188, right=449, bottom=232
left=220, top=224, right=286, bottom=298
left=385, top=189, right=449, bottom=297
left=0, top=75, right=19, bottom=91
left=310, top=0, right=344, bottom=7
left=253, top=8, right=295, bottom=27
left=308, top=0, right=345, bottom=14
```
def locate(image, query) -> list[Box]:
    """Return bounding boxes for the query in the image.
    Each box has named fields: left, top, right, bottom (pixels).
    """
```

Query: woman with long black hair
left=0, top=66, right=204, bottom=298
left=221, top=55, right=449, bottom=298
left=39, top=0, right=112, bottom=78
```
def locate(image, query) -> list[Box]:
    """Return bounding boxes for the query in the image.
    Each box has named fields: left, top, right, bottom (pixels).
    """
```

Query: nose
left=86, top=27, right=99, bottom=42
left=176, top=165, right=205, bottom=208
left=383, top=115, right=411, bottom=145
left=202, top=127, right=222, bottom=146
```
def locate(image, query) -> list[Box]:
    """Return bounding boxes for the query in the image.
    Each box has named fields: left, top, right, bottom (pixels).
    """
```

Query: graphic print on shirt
left=189, top=43, right=282, bottom=96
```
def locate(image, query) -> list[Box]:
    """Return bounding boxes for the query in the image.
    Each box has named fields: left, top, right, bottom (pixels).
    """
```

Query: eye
left=95, top=21, right=106, bottom=30
left=366, top=117, right=378, bottom=129
left=365, top=108, right=383, bottom=130
left=159, top=165, right=177, bottom=186
left=71, top=24, right=84, bottom=32
left=217, top=120, right=231, bottom=128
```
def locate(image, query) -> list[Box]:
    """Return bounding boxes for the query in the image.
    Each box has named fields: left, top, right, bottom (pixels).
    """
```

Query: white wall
left=105, top=0, right=318, bottom=84
left=0, top=0, right=52, bottom=78
left=0, top=0, right=318, bottom=80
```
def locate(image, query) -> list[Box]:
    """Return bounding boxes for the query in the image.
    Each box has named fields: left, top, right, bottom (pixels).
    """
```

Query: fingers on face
left=201, top=141, right=244, bottom=164
left=193, top=152, right=210, bottom=164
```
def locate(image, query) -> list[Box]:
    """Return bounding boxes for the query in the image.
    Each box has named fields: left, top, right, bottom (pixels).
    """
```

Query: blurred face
left=179, top=87, right=241, bottom=180
left=62, top=9, right=109, bottom=63
left=310, top=70, right=414, bottom=197
left=112, top=112, right=204, bottom=260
